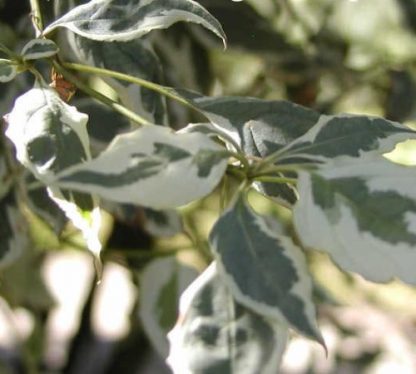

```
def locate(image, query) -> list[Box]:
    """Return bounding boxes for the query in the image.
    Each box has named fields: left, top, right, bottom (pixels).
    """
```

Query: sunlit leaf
left=294, top=157, right=416, bottom=285
left=55, top=125, right=229, bottom=209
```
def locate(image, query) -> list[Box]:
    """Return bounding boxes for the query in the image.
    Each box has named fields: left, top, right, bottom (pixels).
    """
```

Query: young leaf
left=167, top=263, right=289, bottom=374
left=139, top=257, right=198, bottom=357
left=209, top=195, right=323, bottom=343
left=0, top=59, right=17, bottom=82
left=294, top=157, right=416, bottom=285
left=44, top=0, right=226, bottom=46
left=65, top=35, right=167, bottom=124
left=55, top=125, right=229, bottom=209
left=21, top=38, right=59, bottom=60
left=0, top=191, right=28, bottom=268
left=277, top=114, right=416, bottom=164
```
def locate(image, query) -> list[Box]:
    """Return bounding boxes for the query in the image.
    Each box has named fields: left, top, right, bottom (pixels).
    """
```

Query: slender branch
left=30, top=0, right=44, bottom=34
left=62, top=62, right=201, bottom=113
left=53, top=61, right=152, bottom=127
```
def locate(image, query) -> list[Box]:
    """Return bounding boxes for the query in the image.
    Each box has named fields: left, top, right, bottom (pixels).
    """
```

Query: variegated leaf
left=44, top=0, right=226, bottom=46
left=21, top=39, right=59, bottom=60
left=277, top=114, right=416, bottom=164
left=209, top=195, right=323, bottom=343
left=0, top=59, right=17, bottom=83
left=64, top=34, right=167, bottom=124
left=139, top=257, right=198, bottom=357
left=167, top=263, right=289, bottom=374
left=294, top=157, right=416, bottom=285
left=55, top=125, right=229, bottom=209
left=0, top=191, right=28, bottom=268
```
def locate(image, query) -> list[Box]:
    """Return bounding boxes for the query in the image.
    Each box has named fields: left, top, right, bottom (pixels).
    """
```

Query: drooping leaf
left=0, top=191, right=28, bottom=268
left=64, top=34, right=167, bottom=124
left=294, top=157, right=416, bottom=285
left=44, top=0, right=226, bottom=46
left=139, top=256, right=198, bottom=357
left=276, top=114, right=416, bottom=164
left=209, top=194, right=323, bottom=343
left=21, top=38, right=59, bottom=60
left=55, top=125, right=229, bottom=209
left=167, top=263, right=289, bottom=374
left=0, top=59, right=17, bottom=82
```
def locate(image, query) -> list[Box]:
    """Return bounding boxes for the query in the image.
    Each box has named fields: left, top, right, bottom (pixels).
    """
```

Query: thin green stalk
left=53, top=61, right=152, bottom=127
left=62, top=62, right=200, bottom=113
left=30, top=0, right=44, bottom=34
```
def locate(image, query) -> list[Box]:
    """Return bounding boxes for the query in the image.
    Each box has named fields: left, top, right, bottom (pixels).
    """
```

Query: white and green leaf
left=277, top=114, right=416, bottom=164
left=167, top=263, right=289, bottom=374
left=294, top=157, right=416, bottom=285
left=5, top=86, right=91, bottom=184
left=0, top=191, right=28, bottom=269
left=44, top=0, right=226, bottom=45
left=21, top=38, right=59, bottom=60
left=209, top=195, right=323, bottom=343
left=0, top=59, right=18, bottom=82
left=54, top=125, right=229, bottom=209
left=139, top=256, right=198, bottom=357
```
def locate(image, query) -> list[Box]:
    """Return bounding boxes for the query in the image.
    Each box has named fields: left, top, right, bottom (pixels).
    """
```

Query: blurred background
left=1, top=0, right=416, bottom=373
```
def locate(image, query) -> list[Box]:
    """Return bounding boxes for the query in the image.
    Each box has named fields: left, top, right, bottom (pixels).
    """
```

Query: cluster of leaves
left=2, top=0, right=416, bottom=373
